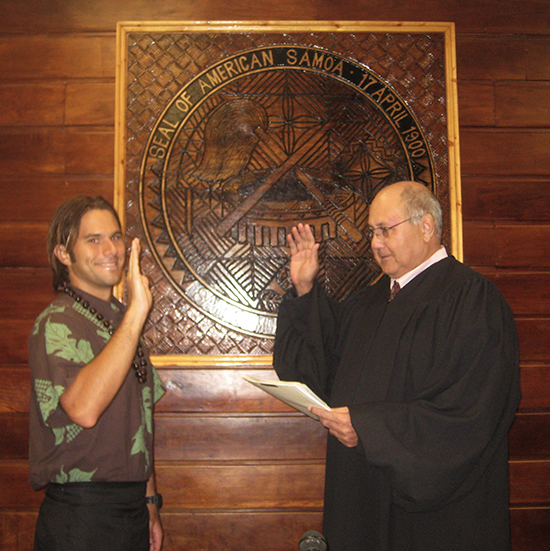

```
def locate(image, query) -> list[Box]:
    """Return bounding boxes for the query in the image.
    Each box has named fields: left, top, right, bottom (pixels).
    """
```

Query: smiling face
left=368, top=183, right=438, bottom=279
left=54, top=208, right=126, bottom=301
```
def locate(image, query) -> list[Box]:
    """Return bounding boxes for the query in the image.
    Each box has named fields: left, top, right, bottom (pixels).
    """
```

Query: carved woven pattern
left=123, top=29, right=448, bottom=355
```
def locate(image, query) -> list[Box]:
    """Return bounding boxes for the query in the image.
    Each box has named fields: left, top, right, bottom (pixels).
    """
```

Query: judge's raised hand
left=288, top=223, right=320, bottom=296
left=310, top=406, right=359, bottom=448
left=126, top=238, right=153, bottom=323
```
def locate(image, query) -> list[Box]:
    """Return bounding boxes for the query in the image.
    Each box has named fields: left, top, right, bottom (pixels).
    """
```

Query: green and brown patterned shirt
left=28, top=288, right=165, bottom=491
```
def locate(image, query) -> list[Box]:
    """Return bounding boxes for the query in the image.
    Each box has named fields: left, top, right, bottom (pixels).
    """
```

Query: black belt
left=46, top=481, right=147, bottom=505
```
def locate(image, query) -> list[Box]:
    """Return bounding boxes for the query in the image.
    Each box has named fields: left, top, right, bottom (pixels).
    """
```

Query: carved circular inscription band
left=139, top=45, right=435, bottom=337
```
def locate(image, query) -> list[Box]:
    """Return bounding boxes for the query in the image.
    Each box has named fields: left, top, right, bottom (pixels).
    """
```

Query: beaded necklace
left=63, top=286, right=148, bottom=384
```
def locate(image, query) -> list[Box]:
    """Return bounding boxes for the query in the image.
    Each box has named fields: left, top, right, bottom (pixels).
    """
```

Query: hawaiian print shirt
left=28, top=288, right=165, bottom=490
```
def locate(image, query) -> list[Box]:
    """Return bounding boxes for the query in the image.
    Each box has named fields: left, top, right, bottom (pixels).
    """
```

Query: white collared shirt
left=391, top=246, right=448, bottom=291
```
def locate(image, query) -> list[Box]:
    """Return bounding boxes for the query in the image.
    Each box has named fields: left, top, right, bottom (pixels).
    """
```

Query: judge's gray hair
left=400, top=184, right=443, bottom=241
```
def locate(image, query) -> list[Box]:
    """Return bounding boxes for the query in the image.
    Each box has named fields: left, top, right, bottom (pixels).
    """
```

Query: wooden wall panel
left=463, top=222, right=550, bottom=268
left=0, top=36, right=115, bottom=80
left=0, top=225, right=49, bottom=267
left=4, top=457, right=550, bottom=510
left=160, top=512, right=323, bottom=551
left=456, top=36, right=532, bottom=80
left=3, top=509, right=550, bottom=551
left=0, top=177, right=115, bottom=222
left=457, top=81, right=495, bottom=127
left=0, top=131, right=65, bottom=175
left=518, top=365, right=550, bottom=411
left=510, top=461, right=550, bottom=505
left=495, top=82, right=550, bottom=128
left=8, top=408, right=550, bottom=462
left=1, top=0, right=550, bottom=34
left=461, top=129, right=550, bottom=175
left=480, top=271, right=550, bottom=316
left=0, top=1, right=549, bottom=549
left=154, top=415, right=326, bottom=461
left=511, top=508, right=550, bottom=551
left=0, top=84, right=65, bottom=127
left=65, top=83, right=115, bottom=126
left=461, top=177, right=550, bottom=221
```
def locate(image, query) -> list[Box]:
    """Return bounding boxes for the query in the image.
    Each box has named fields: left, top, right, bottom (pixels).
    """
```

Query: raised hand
left=287, top=223, right=320, bottom=296
left=126, top=238, right=153, bottom=321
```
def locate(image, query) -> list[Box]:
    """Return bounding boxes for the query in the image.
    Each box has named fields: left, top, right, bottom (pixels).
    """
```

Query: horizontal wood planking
left=0, top=177, right=114, bottom=222
left=0, top=129, right=114, bottom=177
left=0, top=320, right=36, bottom=364
left=510, top=414, right=550, bottom=457
left=457, top=35, right=549, bottom=81
left=510, top=460, right=550, bottom=505
left=0, top=35, right=115, bottom=80
left=0, top=511, right=36, bottom=551
left=0, top=84, right=66, bottom=127
left=3, top=458, right=550, bottom=509
left=0, top=510, right=324, bottom=551
left=457, top=81, right=495, bottom=127
left=461, top=129, right=550, bottom=176
left=515, top=319, right=550, bottom=363
left=0, top=226, right=50, bottom=268
left=463, top=223, right=550, bottom=269
left=0, top=412, right=327, bottom=462
left=510, top=507, right=550, bottom=551
left=2, top=314, right=549, bottom=365
left=160, top=510, right=324, bottom=551
left=461, top=177, right=550, bottom=221
left=0, top=0, right=549, bottom=34
left=0, top=34, right=546, bottom=83
left=2, top=221, right=550, bottom=270
left=0, top=269, right=58, bottom=320
left=517, top=365, right=550, bottom=411
left=2, top=354, right=550, bottom=416
left=4, top=361, right=550, bottom=415
left=2, top=410, right=550, bottom=462
left=478, top=271, right=550, bottom=316
left=1, top=266, right=550, bottom=326
left=0, top=460, right=326, bottom=509
left=495, top=82, right=550, bottom=128
left=0, top=3, right=547, bottom=549
left=65, top=82, right=115, bottom=126
left=459, top=82, right=550, bottom=129
left=0, top=132, right=66, bottom=175
left=2, top=129, right=550, bottom=182
left=2, top=508, right=549, bottom=551
left=0, top=34, right=546, bottom=87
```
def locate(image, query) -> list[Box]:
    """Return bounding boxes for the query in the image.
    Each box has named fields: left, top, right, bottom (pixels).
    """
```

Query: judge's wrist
left=294, top=281, right=314, bottom=297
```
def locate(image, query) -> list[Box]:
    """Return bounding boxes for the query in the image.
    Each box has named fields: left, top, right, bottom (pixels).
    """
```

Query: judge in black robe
left=273, top=182, right=521, bottom=551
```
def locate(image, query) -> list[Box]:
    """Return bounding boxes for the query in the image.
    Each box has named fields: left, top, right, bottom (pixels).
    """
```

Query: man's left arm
left=146, top=472, right=163, bottom=551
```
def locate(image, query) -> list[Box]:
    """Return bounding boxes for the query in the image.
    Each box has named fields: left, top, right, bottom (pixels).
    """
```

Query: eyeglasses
left=366, top=215, right=421, bottom=241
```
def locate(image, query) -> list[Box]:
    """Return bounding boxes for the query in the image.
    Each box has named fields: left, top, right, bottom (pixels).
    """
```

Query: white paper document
left=242, top=375, right=331, bottom=419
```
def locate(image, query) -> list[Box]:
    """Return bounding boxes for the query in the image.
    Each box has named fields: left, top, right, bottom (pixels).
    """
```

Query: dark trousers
left=33, top=481, right=149, bottom=551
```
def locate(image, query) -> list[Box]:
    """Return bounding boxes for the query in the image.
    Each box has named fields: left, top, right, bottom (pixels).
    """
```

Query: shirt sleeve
left=29, top=305, right=94, bottom=429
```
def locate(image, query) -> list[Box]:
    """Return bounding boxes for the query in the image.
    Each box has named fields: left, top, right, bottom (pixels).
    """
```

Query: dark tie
left=389, top=281, right=401, bottom=301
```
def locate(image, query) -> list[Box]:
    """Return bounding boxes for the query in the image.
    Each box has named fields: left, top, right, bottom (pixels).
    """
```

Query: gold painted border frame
left=115, top=21, right=462, bottom=366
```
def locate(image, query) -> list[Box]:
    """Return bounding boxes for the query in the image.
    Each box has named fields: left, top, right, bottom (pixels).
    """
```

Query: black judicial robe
left=274, top=256, right=521, bottom=551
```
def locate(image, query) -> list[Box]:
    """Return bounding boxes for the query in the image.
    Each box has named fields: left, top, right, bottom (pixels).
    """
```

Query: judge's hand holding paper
left=242, top=372, right=358, bottom=448
left=310, top=406, right=359, bottom=448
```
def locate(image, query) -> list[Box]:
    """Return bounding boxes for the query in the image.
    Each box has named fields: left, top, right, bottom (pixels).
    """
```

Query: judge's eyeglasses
left=366, top=215, right=422, bottom=242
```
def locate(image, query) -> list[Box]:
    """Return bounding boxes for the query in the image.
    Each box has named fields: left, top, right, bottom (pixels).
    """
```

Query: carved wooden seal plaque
left=117, top=22, right=461, bottom=356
